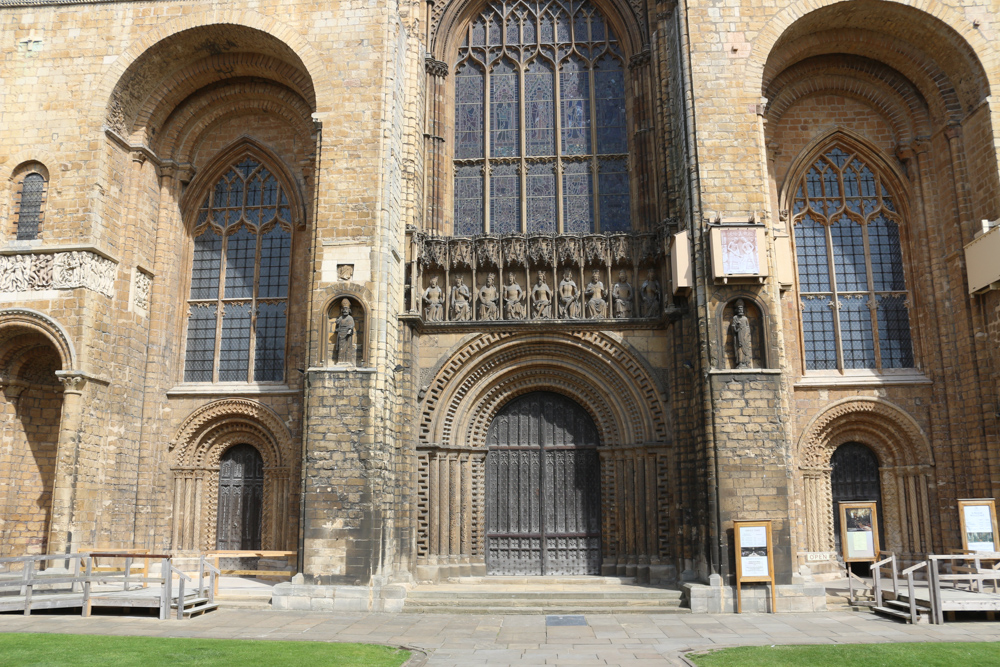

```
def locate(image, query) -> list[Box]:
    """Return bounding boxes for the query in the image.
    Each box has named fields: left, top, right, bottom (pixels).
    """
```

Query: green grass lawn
left=688, top=642, right=1000, bottom=667
left=0, top=633, right=410, bottom=667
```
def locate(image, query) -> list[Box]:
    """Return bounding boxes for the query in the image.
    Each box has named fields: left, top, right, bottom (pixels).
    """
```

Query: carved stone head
left=486, top=273, right=495, bottom=286
left=735, top=298, right=745, bottom=316
left=619, top=270, right=628, bottom=282
left=508, top=273, right=516, bottom=284
left=592, top=270, right=600, bottom=281
left=430, top=276, right=439, bottom=287
left=537, top=271, right=547, bottom=283
left=341, top=298, right=352, bottom=316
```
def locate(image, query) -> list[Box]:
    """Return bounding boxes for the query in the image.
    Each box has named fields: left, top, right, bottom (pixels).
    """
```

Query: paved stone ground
left=1, top=610, right=1000, bottom=665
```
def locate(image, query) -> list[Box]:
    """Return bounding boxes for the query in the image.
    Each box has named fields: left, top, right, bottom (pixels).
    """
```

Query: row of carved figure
left=422, top=269, right=662, bottom=322
left=0, top=251, right=118, bottom=298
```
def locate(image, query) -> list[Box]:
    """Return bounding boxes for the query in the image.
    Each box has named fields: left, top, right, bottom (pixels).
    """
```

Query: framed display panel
left=733, top=520, right=776, bottom=613
left=709, top=226, right=769, bottom=282
left=958, top=499, right=999, bottom=553
left=839, top=501, right=880, bottom=562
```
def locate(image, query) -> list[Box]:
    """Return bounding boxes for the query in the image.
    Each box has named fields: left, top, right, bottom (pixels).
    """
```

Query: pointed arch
left=779, top=129, right=910, bottom=223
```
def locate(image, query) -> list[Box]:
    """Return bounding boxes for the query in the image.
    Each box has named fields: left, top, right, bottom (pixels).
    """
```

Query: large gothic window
left=453, top=0, right=629, bottom=236
left=184, top=157, right=292, bottom=383
left=792, top=146, right=913, bottom=371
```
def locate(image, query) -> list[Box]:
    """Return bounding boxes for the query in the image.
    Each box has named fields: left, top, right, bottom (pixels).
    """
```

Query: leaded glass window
left=184, top=157, right=292, bottom=383
left=453, top=0, right=630, bottom=235
left=792, top=147, right=913, bottom=371
left=15, top=173, right=46, bottom=240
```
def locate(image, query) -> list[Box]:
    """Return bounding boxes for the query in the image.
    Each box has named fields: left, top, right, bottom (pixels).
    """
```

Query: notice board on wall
left=733, top=520, right=775, bottom=613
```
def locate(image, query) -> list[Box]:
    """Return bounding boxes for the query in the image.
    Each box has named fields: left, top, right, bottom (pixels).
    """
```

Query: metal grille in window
left=792, top=147, right=913, bottom=371
left=16, top=173, right=45, bottom=240
left=183, top=156, right=292, bottom=383
left=453, top=0, right=630, bottom=234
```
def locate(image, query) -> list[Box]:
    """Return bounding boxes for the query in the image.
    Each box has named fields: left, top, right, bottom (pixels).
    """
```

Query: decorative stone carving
left=133, top=270, right=152, bottom=312
left=423, top=276, right=445, bottom=322
left=528, top=235, right=554, bottom=265
left=337, top=264, right=354, bottom=281
left=638, top=234, right=660, bottom=265
left=332, top=298, right=357, bottom=365
left=584, top=270, right=607, bottom=319
left=423, top=238, right=448, bottom=268
left=612, top=271, right=633, bottom=319
left=558, top=270, right=581, bottom=319
left=53, top=252, right=84, bottom=289
left=503, top=273, right=525, bottom=320
left=0, top=255, right=32, bottom=292
left=557, top=236, right=581, bottom=265
left=640, top=269, right=661, bottom=318
left=610, top=234, right=632, bottom=264
left=584, top=235, right=607, bottom=264
left=478, top=274, right=499, bottom=321
left=450, top=276, right=472, bottom=322
left=503, top=235, right=526, bottom=266
left=531, top=271, right=553, bottom=320
left=476, top=236, right=501, bottom=267
left=451, top=239, right=473, bottom=268
left=730, top=299, right=753, bottom=369
left=1, top=251, right=115, bottom=297
left=29, top=254, right=53, bottom=290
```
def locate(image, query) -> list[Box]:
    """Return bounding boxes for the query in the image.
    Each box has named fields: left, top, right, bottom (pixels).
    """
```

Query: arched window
left=183, top=157, right=292, bottom=383
left=792, top=146, right=913, bottom=371
left=453, top=0, right=629, bottom=236
left=15, top=172, right=46, bottom=240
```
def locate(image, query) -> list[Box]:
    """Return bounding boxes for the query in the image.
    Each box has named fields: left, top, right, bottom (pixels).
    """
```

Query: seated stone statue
left=585, top=270, right=607, bottom=319
left=531, top=271, right=553, bottom=319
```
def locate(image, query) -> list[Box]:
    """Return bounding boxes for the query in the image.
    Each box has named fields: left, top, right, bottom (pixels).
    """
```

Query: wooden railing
left=925, top=553, right=1000, bottom=624
left=202, top=550, right=296, bottom=597
left=901, top=560, right=927, bottom=624
left=0, top=552, right=219, bottom=620
left=870, top=551, right=898, bottom=607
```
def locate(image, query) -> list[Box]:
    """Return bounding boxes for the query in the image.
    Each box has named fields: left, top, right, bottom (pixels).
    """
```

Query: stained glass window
left=16, top=173, right=45, bottom=240
left=184, top=156, right=292, bottom=383
left=453, top=0, right=630, bottom=235
left=792, top=146, right=913, bottom=371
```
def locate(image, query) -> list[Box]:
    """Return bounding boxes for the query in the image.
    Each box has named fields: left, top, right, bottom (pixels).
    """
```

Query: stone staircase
left=403, top=576, right=687, bottom=614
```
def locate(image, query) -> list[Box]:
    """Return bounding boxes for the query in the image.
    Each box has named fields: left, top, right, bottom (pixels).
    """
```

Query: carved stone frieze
left=503, top=235, right=526, bottom=266
left=610, top=234, right=632, bottom=264
left=133, top=270, right=153, bottom=312
left=423, top=238, right=448, bottom=268
left=0, top=251, right=117, bottom=298
left=451, top=239, right=473, bottom=268
left=476, top=236, right=501, bottom=267
left=557, top=236, right=581, bottom=265
left=528, top=235, right=554, bottom=265
left=584, top=235, right=607, bottom=264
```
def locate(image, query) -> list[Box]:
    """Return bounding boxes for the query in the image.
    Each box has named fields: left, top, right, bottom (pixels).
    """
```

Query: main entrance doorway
left=831, top=442, right=884, bottom=573
left=216, top=444, right=264, bottom=551
left=485, top=392, right=601, bottom=575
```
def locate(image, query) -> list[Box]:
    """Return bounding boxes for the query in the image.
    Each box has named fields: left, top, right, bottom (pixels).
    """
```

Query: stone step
left=216, top=596, right=272, bottom=610
left=406, top=597, right=683, bottom=608
left=408, top=590, right=682, bottom=601
left=183, top=602, right=219, bottom=617
left=873, top=604, right=912, bottom=622
left=402, top=604, right=689, bottom=615
left=444, top=576, right=638, bottom=586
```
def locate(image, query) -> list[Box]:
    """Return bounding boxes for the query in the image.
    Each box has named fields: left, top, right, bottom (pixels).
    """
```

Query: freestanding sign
left=958, top=499, right=999, bottom=553
left=733, top=520, right=775, bottom=613
left=839, top=501, right=880, bottom=562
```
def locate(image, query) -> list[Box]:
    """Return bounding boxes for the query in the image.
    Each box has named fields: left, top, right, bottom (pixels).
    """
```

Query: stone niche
left=325, top=295, right=366, bottom=367
left=721, top=297, right=767, bottom=370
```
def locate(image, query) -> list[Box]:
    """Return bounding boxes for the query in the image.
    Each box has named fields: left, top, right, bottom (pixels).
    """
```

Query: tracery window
left=14, top=172, right=46, bottom=240
left=792, top=146, right=913, bottom=371
left=184, top=157, right=292, bottom=383
left=453, top=0, right=629, bottom=236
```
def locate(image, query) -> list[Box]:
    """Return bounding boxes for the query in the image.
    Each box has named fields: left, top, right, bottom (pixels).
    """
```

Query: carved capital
left=628, top=49, right=651, bottom=70
left=425, top=57, right=449, bottom=78
left=56, top=371, right=87, bottom=393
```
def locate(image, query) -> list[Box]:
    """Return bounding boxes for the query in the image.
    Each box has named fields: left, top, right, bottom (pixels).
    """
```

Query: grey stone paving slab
left=2, top=608, right=1000, bottom=665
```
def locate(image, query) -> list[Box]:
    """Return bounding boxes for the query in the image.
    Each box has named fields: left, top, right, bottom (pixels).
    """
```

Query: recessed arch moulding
left=415, top=331, right=680, bottom=583
left=168, top=398, right=297, bottom=553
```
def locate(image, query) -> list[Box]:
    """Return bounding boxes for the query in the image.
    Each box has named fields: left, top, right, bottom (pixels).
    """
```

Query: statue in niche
left=332, top=299, right=356, bottom=365
left=531, top=271, right=553, bottom=319
left=640, top=269, right=661, bottom=318
left=612, top=270, right=633, bottom=319
left=422, top=276, right=444, bottom=322
left=558, top=270, right=581, bottom=319
left=730, top=298, right=753, bottom=369
left=478, top=273, right=499, bottom=321
left=450, top=275, right=472, bottom=322
left=585, top=270, right=607, bottom=319
left=503, top=272, right=525, bottom=320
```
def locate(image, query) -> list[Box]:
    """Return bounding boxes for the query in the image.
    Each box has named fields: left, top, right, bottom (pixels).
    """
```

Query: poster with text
left=844, top=506, right=876, bottom=560
left=963, top=504, right=997, bottom=552
left=739, top=525, right=769, bottom=578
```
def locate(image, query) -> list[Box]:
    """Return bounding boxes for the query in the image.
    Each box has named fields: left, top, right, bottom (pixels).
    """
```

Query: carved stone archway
left=796, top=398, right=935, bottom=562
left=416, top=331, right=675, bottom=583
left=170, top=399, right=295, bottom=552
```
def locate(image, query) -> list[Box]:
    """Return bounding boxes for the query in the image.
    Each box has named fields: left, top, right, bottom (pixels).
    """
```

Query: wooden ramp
left=0, top=553, right=220, bottom=620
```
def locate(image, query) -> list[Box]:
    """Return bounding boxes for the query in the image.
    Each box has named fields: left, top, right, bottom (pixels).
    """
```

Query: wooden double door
left=485, top=392, right=602, bottom=575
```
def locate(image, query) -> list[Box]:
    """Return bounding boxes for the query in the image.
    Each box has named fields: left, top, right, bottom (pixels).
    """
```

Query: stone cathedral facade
left=1, top=0, right=999, bottom=605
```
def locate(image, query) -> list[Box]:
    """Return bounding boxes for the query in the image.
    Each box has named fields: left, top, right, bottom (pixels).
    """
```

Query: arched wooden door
left=485, top=392, right=601, bottom=575
left=216, top=444, right=264, bottom=551
left=831, top=442, right=884, bottom=559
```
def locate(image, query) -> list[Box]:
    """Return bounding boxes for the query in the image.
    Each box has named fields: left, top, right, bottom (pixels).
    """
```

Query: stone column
left=47, top=372, right=86, bottom=556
